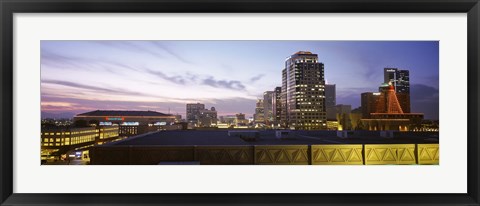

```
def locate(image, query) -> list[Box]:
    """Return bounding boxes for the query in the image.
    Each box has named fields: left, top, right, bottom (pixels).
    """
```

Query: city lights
left=40, top=41, right=439, bottom=165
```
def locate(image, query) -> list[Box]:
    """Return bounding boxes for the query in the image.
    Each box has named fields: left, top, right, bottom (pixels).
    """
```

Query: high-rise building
left=384, top=68, right=410, bottom=113
left=186, top=103, right=205, bottom=122
left=254, top=99, right=265, bottom=124
left=325, top=84, right=336, bottom=120
left=263, top=91, right=274, bottom=125
left=281, top=51, right=326, bottom=130
left=280, top=69, right=288, bottom=127
left=272, top=87, right=282, bottom=127
left=325, top=84, right=336, bottom=108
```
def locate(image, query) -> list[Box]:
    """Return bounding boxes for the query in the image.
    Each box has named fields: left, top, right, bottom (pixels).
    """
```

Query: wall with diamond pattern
left=311, top=145, right=363, bottom=165
left=90, top=143, right=438, bottom=165
left=195, top=146, right=254, bottom=165
left=254, top=145, right=309, bottom=165
left=416, top=144, right=439, bottom=165
left=364, top=144, right=417, bottom=165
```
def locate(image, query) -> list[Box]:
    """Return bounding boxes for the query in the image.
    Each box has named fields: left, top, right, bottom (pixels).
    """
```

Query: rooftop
left=109, top=130, right=439, bottom=146
left=76, top=110, right=170, bottom=117
left=294, top=51, right=313, bottom=55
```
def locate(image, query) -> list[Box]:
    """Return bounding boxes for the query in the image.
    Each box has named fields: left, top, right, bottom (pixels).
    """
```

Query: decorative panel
left=416, top=144, right=439, bottom=165
left=195, top=146, right=254, bottom=165
left=311, top=145, right=363, bottom=165
left=364, top=144, right=416, bottom=165
left=254, top=145, right=309, bottom=165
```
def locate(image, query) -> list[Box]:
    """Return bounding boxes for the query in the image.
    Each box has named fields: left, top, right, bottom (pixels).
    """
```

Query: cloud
left=41, top=102, right=76, bottom=107
left=337, top=87, right=374, bottom=97
left=42, top=79, right=144, bottom=96
left=40, top=95, right=258, bottom=119
left=42, top=85, right=199, bottom=105
left=95, top=41, right=164, bottom=58
left=202, top=77, right=246, bottom=90
left=41, top=50, right=94, bottom=70
left=41, top=96, right=192, bottom=117
left=185, top=72, right=198, bottom=82
left=41, top=100, right=95, bottom=114
left=208, top=97, right=257, bottom=117
left=150, top=42, right=193, bottom=64
left=146, top=69, right=187, bottom=85
left=249, top=74, right=265, bottom=83
left=41, top=49, right=141, bottom=74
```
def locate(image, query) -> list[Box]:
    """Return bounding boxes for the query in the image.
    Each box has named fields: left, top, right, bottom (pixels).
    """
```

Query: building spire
left=386, top=84, right=404, bottom=114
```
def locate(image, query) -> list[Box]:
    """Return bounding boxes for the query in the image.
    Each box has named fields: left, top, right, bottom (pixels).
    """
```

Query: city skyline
left=41, top=41, right=439, bottom=119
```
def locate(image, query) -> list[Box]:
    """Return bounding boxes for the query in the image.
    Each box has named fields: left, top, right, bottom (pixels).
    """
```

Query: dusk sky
left=41, top=41, right=439, bottom=120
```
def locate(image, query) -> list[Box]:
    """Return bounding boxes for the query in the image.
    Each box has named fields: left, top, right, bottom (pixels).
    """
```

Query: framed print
left=1, top=0, right=479, bottom=205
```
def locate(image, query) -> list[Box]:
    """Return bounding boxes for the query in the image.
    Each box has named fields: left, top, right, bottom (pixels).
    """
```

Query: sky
left=41, top=41, right=439, bottom=120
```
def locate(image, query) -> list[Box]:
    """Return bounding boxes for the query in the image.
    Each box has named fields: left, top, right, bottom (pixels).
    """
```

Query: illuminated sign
left=373, top=92, right=381, bottom=96
left=154, top=122, right=167, bottom=126
left=106, top=117, right=124, bottom=121
left=99, top=122, right=112, bottom=126
left=121, top=122, right=139, bottom=126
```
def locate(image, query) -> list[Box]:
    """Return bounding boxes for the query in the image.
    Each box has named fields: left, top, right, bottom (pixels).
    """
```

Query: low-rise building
left=74, top=110, right=178, bottom=136
left=41, top=125, right=123, bottom=163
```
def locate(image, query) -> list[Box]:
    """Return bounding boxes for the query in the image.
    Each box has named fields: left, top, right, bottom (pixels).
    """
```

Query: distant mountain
left=41, top=112, right=76, bottom=119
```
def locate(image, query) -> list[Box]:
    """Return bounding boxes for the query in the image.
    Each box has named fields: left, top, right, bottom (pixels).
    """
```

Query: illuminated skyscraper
left=272, top=87, right=282, bottom=127
left=263, top=91, right=274, bottom=125
left=281, top=51, right=326, bottom=130
left=254, top=99, right=265, bottom=124
left=384, top=68, right=410, bottom=113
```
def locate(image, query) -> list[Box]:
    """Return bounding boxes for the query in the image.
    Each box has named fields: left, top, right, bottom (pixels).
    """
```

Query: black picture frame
left=1, top=0, right=479, bottom=205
